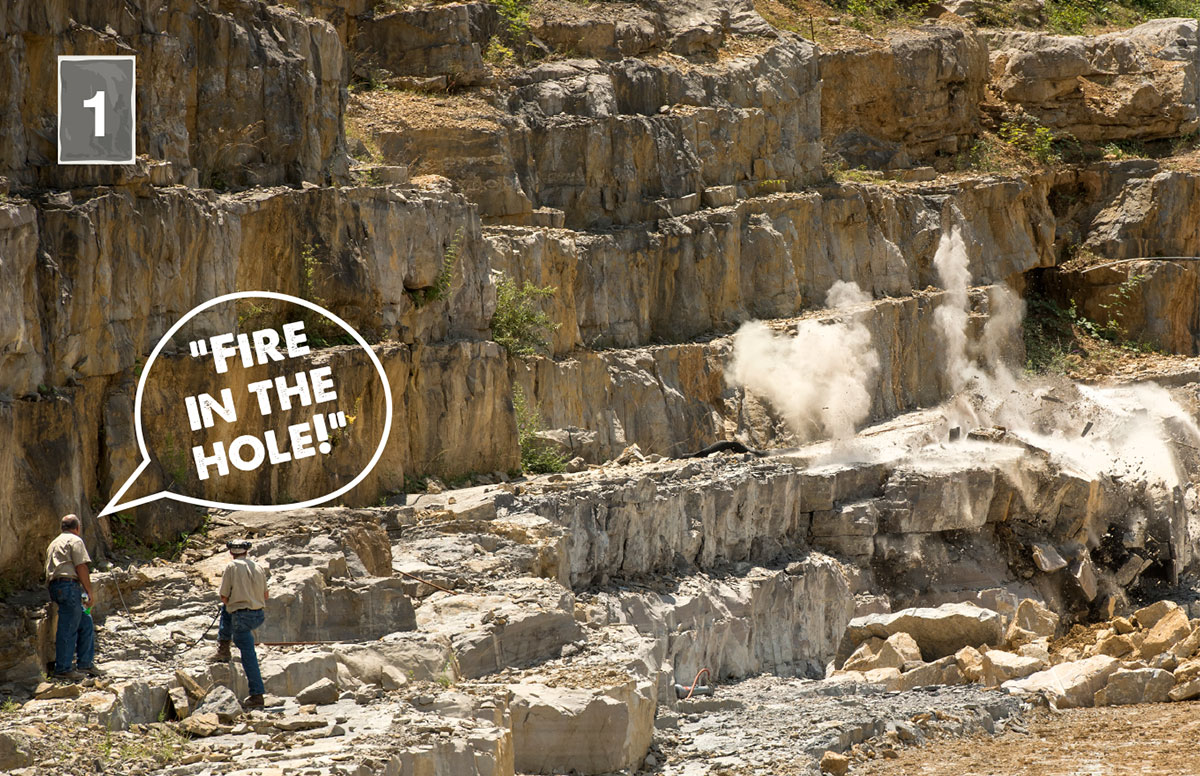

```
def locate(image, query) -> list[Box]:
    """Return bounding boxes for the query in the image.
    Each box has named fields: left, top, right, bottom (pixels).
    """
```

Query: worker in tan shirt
left=45, top=514, right=102, bottom=680
left=212, top=539, right=268, bottom=708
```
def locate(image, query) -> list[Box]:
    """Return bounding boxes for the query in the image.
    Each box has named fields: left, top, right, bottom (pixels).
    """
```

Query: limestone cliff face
left=1, top=186, right=487, bottom=400
left=986, top=19, right=1200, bottom=142
left=486, top=176, right=1054, bottom=355
left=821, top=26, right=988, bottom=169
left=0, top=0, right=348, bottom=189
left=5, top=0, right=1200, bottom=588
left=366, top=35, right=823, bottom=228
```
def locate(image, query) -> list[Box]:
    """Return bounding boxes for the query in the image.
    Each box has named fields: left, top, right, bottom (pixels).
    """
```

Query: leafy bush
left=490, top=275, right=560, bottom=356
left=513, top=386, right=566, bottom=474
left=999, top=120, right=1060, bottom=165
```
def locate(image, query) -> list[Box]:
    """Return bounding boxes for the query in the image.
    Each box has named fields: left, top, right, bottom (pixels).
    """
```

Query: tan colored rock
left=1174, top=658, right=1200, bottom=684
left=821, top=750, right=851, bottom=775
left=1113, top=617, right=1136, bottom=635
left=877, top=633, right=923, bottom=669
left=1094, top=667, right=1173, bottom=706
left=842, top=603, right=1004, bottom=663
left=820, top=27, right=987, bottom=168
left=1096, top=633, right=1136, bottom=658
left=1003, top=655, right=1121, bottom=708
left=1170, top=625, right=1200, bottom=660
left=956, top=646, right=986, bottom=683
left=1141, top=608, right=1191, bottom=659
left=181, top=712, right=221, bottom=738
left=168, top=687, right=191, bottom=721
left=843, top=638, right=886, bottom=672
left=1017, top=639, right=1051, bottom=663
left=987, top=19, right=1200, bottom=142
left=982, top=650, right=1046, bottom=687
left=1010, top=598, right=1059, bottom=639
left=1169, top=678, right=1200, bottom=702
left=510, top=679, right=655, bottom=774
left=33, top=682, right=81, bottom=700
left=1134, top=600, right=1180, bottom=630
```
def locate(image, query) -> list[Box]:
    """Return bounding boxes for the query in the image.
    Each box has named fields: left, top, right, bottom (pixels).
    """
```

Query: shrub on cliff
left=491, top=275, right=560, bottom=356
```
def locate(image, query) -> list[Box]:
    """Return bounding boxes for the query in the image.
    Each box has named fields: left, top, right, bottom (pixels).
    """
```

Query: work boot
left=243, top=694, right=264, bottom=709
left=209, top=640, right=231, bottom=663
left=79, top=664, right=106, bottom=678
left=52, top=669, right=86, bottom=682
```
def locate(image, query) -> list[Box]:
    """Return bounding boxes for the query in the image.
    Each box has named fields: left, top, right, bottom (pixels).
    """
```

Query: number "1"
left=83, top=90, right=105, bottom=137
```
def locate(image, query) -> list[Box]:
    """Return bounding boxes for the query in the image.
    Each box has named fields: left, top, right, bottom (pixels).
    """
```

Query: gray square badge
left=58, top=56, right=136, bottom=165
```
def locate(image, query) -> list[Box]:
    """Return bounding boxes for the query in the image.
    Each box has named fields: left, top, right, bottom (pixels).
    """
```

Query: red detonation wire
left=685, top=667, right=712, bottom=699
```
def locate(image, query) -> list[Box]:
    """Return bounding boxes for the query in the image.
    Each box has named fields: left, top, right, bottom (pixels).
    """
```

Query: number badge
left=57, top=56, right=136, bottom=165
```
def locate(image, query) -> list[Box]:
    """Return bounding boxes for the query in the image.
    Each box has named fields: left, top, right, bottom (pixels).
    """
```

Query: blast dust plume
left=727, top=281, right=880, bottom=443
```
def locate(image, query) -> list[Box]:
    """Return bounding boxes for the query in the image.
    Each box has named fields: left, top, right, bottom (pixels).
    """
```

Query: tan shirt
left=46, top=533, right=91, bottom=581
left=219, top=557, right=267, bottom=612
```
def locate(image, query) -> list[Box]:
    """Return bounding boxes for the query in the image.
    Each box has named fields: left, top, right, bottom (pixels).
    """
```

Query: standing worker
left=211, top=539, right=268, bottom=708
left=45, top=514, right=103, bottom=680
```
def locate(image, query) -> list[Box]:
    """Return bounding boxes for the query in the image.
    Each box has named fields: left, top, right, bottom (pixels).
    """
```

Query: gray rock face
left=195, top=685, right=242, bottom=723
left=841, top=603, right=1005, bottom=663
left=987, top=19, right=1200, bottom=141
left=0, top=0, right=348, bottom=190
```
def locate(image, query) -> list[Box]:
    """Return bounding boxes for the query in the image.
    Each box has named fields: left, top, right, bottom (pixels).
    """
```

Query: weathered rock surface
left=981, top=649, right=1046, bottom=686
left=1003, top=655, right=1121, bottom=708
left=1094, top=667, right=1174, bottom=706
left=821, top=27, right=987, bottom=169
left=0, top=0, right=348, bottom=190
left=840, top=603, right=1005, bottom=664
left=987, top=19, right=1200, bottom=142
left=509, top=678, right=655, bottom=774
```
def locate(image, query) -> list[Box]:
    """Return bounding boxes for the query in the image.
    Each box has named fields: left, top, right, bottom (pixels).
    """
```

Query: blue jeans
left=218, top=606, right=265, bottom=696
left=49, top=579, right=94, bottom=674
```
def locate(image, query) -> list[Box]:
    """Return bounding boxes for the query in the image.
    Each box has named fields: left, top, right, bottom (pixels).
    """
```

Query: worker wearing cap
left=211, top=539, right=268, bottom=708
left=45, top=514, right=103, bottom=681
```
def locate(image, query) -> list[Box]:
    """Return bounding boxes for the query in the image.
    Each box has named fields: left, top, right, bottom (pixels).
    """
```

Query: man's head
left=61, top=514, right=81, bottom=534
left=227, top=539, right=252, bottom=557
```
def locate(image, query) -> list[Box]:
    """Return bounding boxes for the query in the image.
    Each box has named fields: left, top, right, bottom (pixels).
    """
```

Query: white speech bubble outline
left=99, top=291, right=393, bottom=516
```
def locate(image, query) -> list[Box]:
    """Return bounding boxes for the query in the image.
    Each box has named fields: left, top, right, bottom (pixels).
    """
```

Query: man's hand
left=77, top=564, right=94, bottom=608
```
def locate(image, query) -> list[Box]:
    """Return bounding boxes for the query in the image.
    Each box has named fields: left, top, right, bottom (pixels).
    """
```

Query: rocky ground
left=856, top=702, right=1200, bottom=776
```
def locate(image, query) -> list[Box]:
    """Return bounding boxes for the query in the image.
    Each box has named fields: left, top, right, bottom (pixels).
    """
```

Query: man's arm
left=76, top=564, right=94, bottom=605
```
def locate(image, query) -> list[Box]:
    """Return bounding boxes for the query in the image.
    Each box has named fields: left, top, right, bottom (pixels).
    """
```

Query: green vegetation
left=490, top=274, right=560, bottom=356
left=513, top=385, right=567, bottom=474
left=1046, top=0, right=1200, bottom=33
left=1023, top=277, right=1156, bottom=376
left=999, top=119, right=1061, bottom=165
left=412, top=229, right=462, bottom=307
left=495, top=0, right=531, bottom=37
left=0, top=697, right=19, bottom=714
left=99, top=726, right=187, bottom=766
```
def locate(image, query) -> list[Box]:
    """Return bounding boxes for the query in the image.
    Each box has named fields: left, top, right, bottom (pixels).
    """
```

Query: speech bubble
left=100, top=291, right=392, bottom=516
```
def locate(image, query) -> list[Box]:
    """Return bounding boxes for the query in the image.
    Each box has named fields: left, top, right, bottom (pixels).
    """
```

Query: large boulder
left=982, top=650, right=1046, bottom=687
left=1003, top=655, right=1121, bottom=708
left=1141, top=608, right=1191, bottom=659
left=509, top=679, right=655, bottom=775
left=844, top=632, right=922, bottom=672
left=1094, top=668, right=1173, bottom=706
left=839, top=603, right=1004, bottom=664
left=1135, top=600, right=1181, bottom=630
